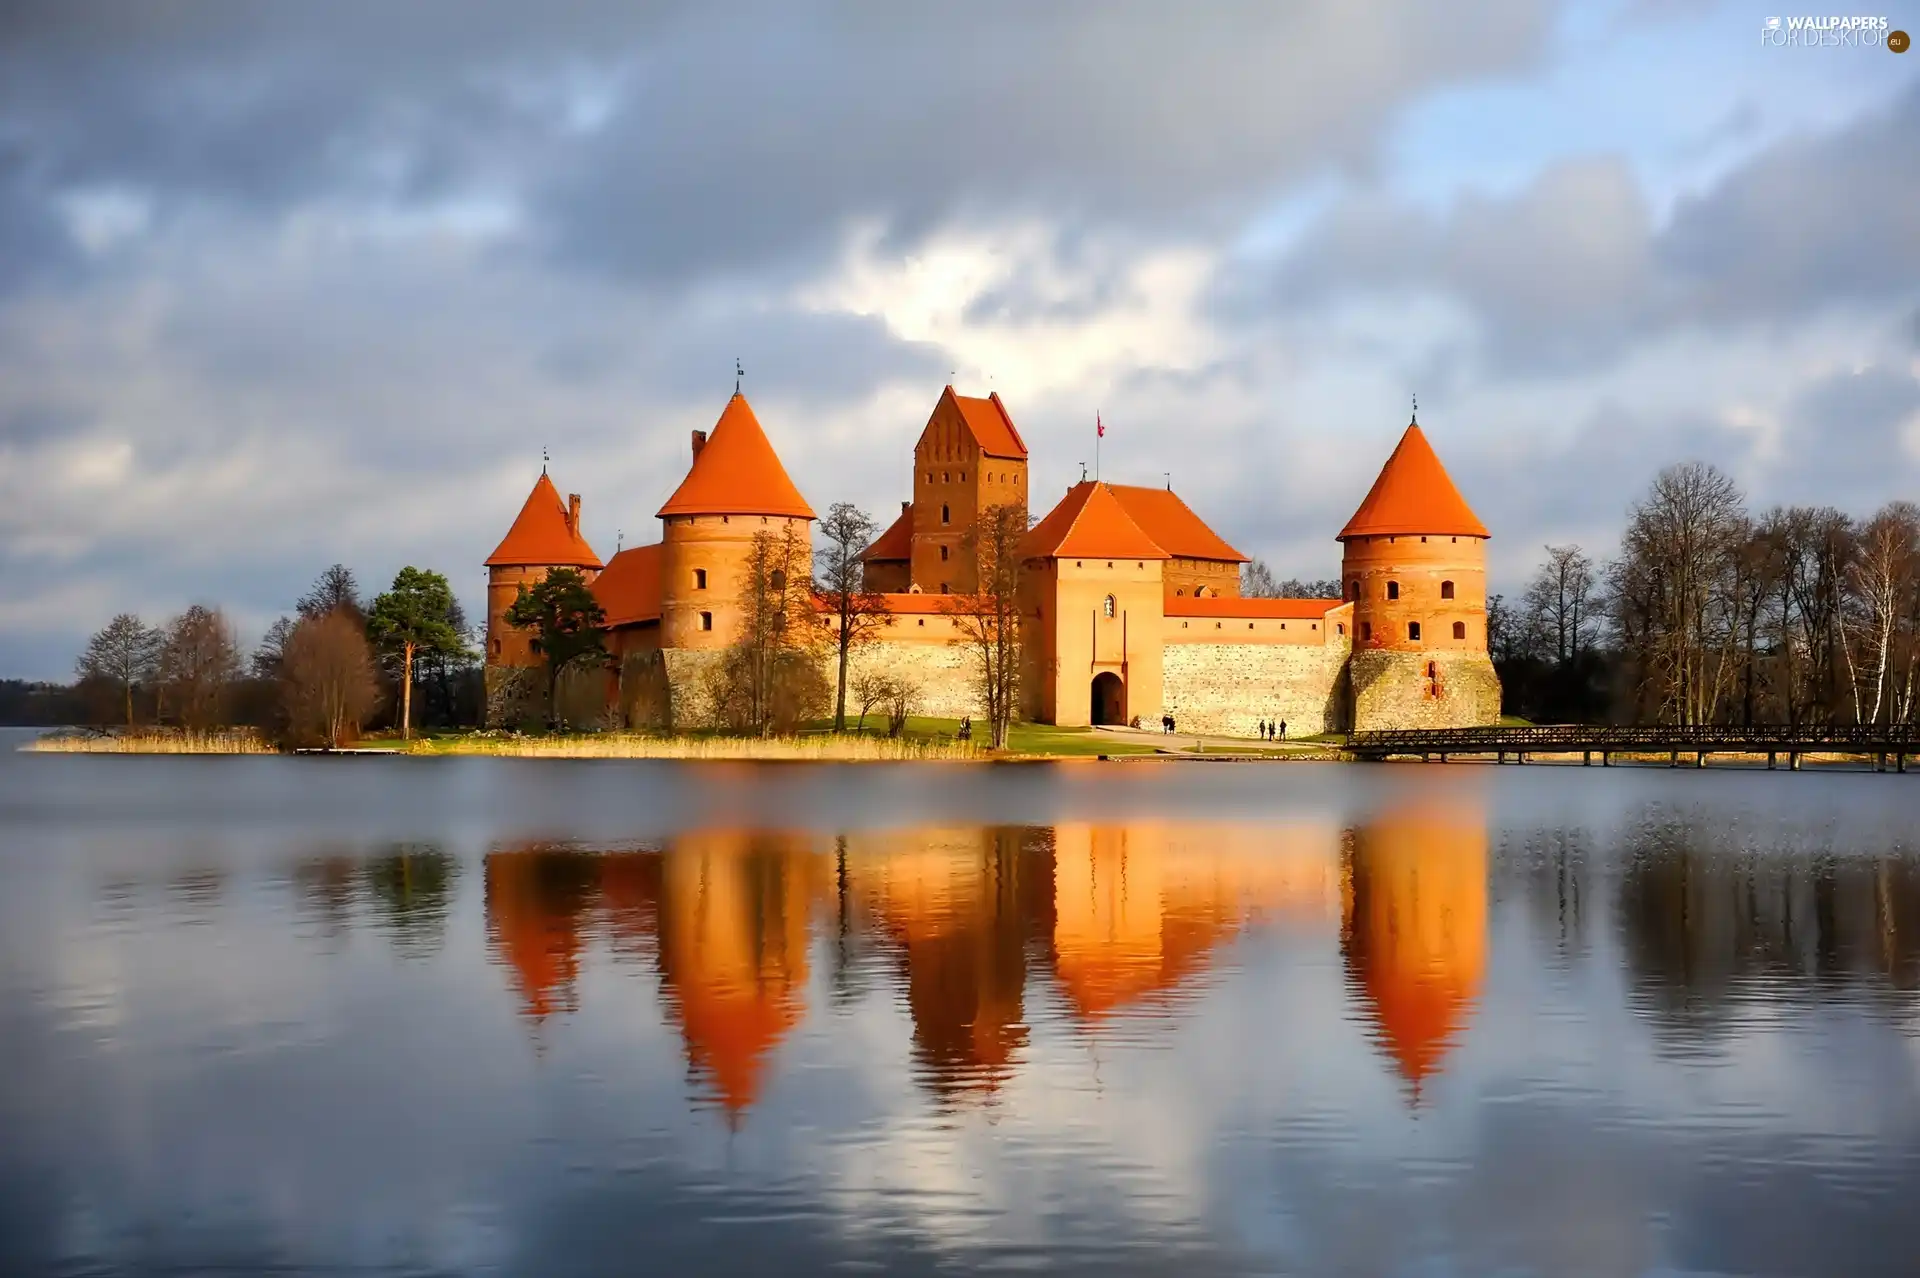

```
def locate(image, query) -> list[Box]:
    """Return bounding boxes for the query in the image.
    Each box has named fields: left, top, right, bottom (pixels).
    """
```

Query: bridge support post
left=1789, top=752, right=1800, bottom=771
left=1498, top=751, right=1505, bottom=764
left=1602, top=751, right=1611, bottom=767
left=1899, top=753, right=1907, bottom=774
left=1520, top=752, right=1529, bottom=765
left=1768, top=751, right=1776, bottom=770
left=1583, top=750, right=1591, bottom=767
left=1668, top=749, right=1679, bottom=768
left=1876, top=752, right=1887, bottom=773
left=1696, top=751, right=1707, bottom=769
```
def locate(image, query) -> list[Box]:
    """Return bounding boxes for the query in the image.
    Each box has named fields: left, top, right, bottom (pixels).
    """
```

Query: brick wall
left=841, top=635, right=981, bottom=722
left=1349, top=649, right=1500, bottom=731
left=1161, top=642, right=1349, bottom=737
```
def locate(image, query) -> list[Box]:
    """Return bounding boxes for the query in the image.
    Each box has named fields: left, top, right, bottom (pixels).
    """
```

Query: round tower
left=1337, top=412, right=1501, bottom=731
left=656, top=393, right=816, bottom=651
left=484, top=470, right=602, bottom=669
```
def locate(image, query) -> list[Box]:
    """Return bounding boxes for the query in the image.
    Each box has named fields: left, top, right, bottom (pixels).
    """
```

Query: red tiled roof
left=860, top=503, right=913, bottom=563
left=1339, top=422, right=1489, bottom=540
left=486, top=471, right=602, bottom=568
left=657, top=393, right=816, bottom=521
left=950, top=388, right=1028, bottom=460
left=1022, top=482, right=1170, bottom=561
left=1166, top=596, right=1343, bottom=620
left=1107, top=485, right=1246, bottom=562
left=591, top=543, right=663, bottom=628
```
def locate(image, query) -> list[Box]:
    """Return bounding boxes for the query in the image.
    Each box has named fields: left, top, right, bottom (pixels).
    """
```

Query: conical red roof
left=657, top=394, right=816, bottom=520
left=486, top=471, right=602, bottom=568
left=1338, top=422, right=1489, bottom=540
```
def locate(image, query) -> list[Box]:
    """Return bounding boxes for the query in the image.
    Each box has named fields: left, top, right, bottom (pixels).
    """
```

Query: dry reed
left=25, top=729, right=276, bottom=755
left=410, top=732, right=980, bottom=761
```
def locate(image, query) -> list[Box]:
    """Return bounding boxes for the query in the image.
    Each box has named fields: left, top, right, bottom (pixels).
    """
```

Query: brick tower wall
left=1341, top=530, right=1499, bottom=731
left=658, top=513, right=813, bottom=651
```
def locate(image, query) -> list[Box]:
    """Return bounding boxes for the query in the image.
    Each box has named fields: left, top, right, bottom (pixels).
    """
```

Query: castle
left=483, top=385, right=1501, bottom=735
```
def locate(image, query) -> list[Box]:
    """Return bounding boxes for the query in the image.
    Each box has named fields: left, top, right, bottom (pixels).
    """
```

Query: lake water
left=3, top=734, right=1919, bottom=1277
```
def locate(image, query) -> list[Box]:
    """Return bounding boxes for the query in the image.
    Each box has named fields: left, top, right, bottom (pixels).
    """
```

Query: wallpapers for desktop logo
left=1761, top=15, right=1906, bottom=48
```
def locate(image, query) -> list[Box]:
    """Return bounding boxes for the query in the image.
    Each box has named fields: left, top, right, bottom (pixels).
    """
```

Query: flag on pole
left=1097, top=411, right=1105, bottom=438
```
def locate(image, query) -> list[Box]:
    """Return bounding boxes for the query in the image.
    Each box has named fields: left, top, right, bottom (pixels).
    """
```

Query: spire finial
left=542, top=445, right=549, bottom=475
left=1411, top=392, right=1418, bottom=425
left=735, top=358, right=743, bottom=395
left=1164, top=471, right=1171, bottom=491
left=1079, top=461, right=1088, bottom=483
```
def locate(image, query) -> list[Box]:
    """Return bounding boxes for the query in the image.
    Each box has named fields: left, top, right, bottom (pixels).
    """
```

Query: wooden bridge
left=1347, top=724, right=1920, bottom=771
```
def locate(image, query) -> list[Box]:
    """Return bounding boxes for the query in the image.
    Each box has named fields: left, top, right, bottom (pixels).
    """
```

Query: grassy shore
left=26, top=728, right=275, bottom=754
left=401, top=730, right=980, bottom=761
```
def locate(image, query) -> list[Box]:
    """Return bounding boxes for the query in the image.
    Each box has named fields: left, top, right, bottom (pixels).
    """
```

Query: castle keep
left=483, top=386, right=1501, bottom=734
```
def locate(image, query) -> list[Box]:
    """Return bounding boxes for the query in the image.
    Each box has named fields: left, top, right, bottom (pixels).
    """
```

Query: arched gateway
left=1091, top=671, right=1127, bottom=726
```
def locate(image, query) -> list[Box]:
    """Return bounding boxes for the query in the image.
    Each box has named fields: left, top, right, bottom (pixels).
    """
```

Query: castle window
left=700, top=612, right=713, bottom=631
left=943, top=471, right=950, bottom=482
left=1176, top=589, right=1185, bottom=597
left=941, top=583, right=949, bottom=594
left=1248, top=623, right=1254, bottom=630
left=940, top=545, right=949, bottom=562
left=722, top=515, right=729, bottom=524
left=926, top=472, right=933, bottom=483
left=491, top=638, right=501, bottom=657
left=770, top=569, right=786, bottom=590
left=960, top=471, right=966, bottom=481
left=1421, top=536, right=1428, bottom=543
left=694, top=569, right=707, bottom=590
left=1347, top=580, right=1358, bottom=601
left=1360, top=622, right=1371, bottom=641
left=941, top=504, right=950, bottom=525
left=1281, top=623, right=1287, bottom=630
left=1216, top=622, right=1222, bottom=629
left=918, top=619, right=925, bottom=627
left=1408, top=621, right=1422, bottom=641
left=1441, top=580, right=1455, bottom=600
left=1427, top=661, right=1438, bottom=678
left=1453, top=621, right=1467, bottom=640
left=1386, top=580, right=1400, bottom=601
left=1103, top=594, right=1116, bottom=618
left=1336, top=623, right=1344, bottom=636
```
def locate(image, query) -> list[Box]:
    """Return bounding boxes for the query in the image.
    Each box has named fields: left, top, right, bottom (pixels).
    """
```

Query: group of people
left=1258, top=719, right=1287, bottom=741
left=1158, top=713, right=1178, bottom=734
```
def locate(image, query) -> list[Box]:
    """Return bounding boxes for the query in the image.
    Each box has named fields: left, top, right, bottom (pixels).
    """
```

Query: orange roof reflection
left=1341, top=802, right=1489, bottom=1097
left=650, top=833, right=826, bottom=1117
left=1049, top=823, right=1342, bottom=1022
left=844, top=829, right=1050, bottom=1099
left=484, top=849, right=599, bottom=1023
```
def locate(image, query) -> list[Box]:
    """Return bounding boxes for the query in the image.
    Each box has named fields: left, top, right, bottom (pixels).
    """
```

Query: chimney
left=566, top=494, right=582, bottom=535
left=901, top=500, right=911, bottom=515
left=691, top=429, right=708, bottom=461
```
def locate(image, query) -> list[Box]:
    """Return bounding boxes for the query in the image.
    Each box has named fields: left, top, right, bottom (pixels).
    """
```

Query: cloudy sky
left=0, top=0, right=1915, bottom=678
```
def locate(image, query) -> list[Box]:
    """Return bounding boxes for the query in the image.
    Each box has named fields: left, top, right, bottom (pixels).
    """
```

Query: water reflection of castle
left=481, top=808, right=1492, bottom=1120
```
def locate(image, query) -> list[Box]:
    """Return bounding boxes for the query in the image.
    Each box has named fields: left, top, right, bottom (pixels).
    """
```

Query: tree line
left=1496, top=460, right=1920, bottom=727
left=73, top=564, right=474, bottom=746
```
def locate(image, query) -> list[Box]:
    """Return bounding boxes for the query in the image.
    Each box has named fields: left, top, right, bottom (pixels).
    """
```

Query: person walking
left=1278, top=719, right=1287, bottom=741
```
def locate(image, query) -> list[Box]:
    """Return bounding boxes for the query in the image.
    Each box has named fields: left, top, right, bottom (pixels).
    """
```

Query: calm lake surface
left=4, top=734, right=1920, bottom=1277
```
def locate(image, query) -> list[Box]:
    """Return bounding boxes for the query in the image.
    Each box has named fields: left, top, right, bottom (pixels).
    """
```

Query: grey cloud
left=0, top=2, right=1555, bottom=286
left=1772, top=362, right=1920, bottom=501
left=1253, top=84, right=1920, bottom=375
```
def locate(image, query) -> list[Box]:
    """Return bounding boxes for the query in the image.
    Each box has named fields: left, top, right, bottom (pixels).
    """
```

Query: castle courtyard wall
left=1161, top=639, right=1351, bottom=737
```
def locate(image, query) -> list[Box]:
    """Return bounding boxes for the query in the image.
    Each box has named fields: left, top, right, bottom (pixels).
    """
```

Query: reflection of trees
left=292, top=855, right=360, bottom=936
left=1341, top=806, right=1489, bottom=1099
left=1618, top=830, right=1920, bottom=1037
left=362, top=846, right=458, bottom=958
left=1515, top=830, right=1593, bottom=968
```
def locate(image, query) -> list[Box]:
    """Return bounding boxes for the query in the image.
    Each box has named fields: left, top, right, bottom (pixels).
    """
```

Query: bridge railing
left=1348, top=724, right=1920, bottom=753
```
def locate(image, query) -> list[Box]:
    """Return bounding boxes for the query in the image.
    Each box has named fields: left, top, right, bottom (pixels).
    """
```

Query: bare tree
left=1610, top=462, right=1748, bottom=725
left=1241, top=559, right=1279, bottom=597
left=281, top=610, right=382, bottom=748
left=849, top=667, right=891, bottom=732
left=815, top=502, right=889, bottom=730
left=298, top=564, right=365, bottom=627
left=1523, top=545, right=1598, bottom=665
left=944, top=501, right=1026, bottom=749
left=1844, top=502, right=1920, bottom=724
left=160, top=605, right=242, bottom=731
left=710, top=523, right=826, bottom=734
left=76, top=613, right=162, bottom=727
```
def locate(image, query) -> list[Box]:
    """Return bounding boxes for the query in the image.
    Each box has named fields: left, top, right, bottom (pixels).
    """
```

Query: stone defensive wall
left=1348, top=648, right=1500, bottom=732
left=1161, top=600, right=1354, bottom=737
